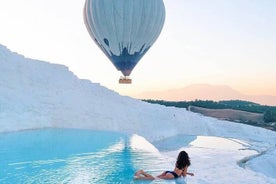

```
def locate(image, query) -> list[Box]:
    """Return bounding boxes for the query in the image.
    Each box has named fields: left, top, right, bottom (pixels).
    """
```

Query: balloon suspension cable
left=119, top=76, right=132, bottom=84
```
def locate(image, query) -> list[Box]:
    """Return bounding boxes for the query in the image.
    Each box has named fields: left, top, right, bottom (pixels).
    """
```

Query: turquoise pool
left=0, top=129, right=182, bottom=184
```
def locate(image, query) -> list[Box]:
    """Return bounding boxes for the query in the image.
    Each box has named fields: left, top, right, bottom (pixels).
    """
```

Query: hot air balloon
left=83, top=0, right=166, bottom=84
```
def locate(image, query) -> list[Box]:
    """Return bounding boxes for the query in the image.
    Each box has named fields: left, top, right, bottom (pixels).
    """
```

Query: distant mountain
left=136, top=84, right=276, bottom=106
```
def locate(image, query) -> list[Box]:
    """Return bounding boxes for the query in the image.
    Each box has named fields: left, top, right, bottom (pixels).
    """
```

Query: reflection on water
left=0, top=129, right=132, bottom=183
left=190, top=136, right=249, bottom=150
left=1, top=129, right=246, bottom=184
left=0, top=129, right=184, bottom=184
left=153, top=134, right=249, bottom=152
left=152, top=134, right=197, bottom=151
left=0, top=129, right=248, bottom=184
left=0, top=129, right=246, bottom=184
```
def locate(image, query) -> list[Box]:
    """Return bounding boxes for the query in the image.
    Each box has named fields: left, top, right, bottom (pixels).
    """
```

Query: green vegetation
left=264, top=110, right=276, bottom=123
left=143, top=99, right=276, bottom=124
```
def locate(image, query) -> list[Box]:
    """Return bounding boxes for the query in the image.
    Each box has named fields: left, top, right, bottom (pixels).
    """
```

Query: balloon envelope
left=84, top=0, right=166, bottom=76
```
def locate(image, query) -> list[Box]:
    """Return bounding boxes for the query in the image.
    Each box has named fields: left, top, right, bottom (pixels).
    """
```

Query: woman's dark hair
left=175, top=150, right=191, bottom=169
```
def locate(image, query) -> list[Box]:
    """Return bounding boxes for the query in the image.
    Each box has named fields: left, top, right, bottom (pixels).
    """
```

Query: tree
left=264, top=110, right=276, bottom=123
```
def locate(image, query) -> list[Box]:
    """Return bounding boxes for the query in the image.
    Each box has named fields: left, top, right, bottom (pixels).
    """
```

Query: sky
left=0, top=0, right=276, bottom=98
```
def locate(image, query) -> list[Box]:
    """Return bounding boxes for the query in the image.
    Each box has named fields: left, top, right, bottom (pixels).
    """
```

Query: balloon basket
left=119, top=76, right=132, bottom=84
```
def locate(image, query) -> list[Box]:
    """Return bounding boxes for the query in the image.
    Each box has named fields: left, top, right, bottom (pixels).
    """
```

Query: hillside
left=144, top=99, right=276, bottom=130
left=187, top=105, right=273, bottom=129
left=188, top=105, right=264, bottom=123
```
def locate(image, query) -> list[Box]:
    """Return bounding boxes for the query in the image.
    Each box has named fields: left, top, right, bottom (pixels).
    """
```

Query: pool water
left=0, top=129, right=181, bottom=184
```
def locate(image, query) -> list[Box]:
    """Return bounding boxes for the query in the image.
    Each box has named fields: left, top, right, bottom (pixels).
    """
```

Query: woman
left=134, top=150, right=194, bottom=180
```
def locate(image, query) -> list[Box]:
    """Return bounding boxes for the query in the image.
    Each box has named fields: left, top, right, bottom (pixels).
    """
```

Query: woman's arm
left=182, top=166, right=194, bottom=177
left=187, top=172, right=194, bottom=176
